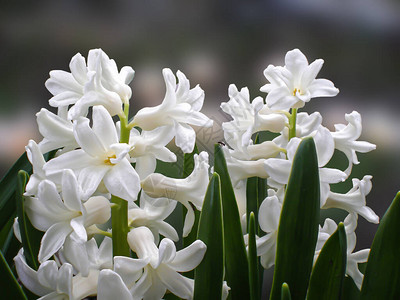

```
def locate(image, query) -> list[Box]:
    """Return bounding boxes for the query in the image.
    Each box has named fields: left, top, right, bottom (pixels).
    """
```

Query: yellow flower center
left=104, top=154, right=117, bottom=165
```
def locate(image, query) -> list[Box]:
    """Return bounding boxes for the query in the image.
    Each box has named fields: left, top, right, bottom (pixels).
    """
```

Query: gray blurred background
left=1, top=0, right=400, bottom=259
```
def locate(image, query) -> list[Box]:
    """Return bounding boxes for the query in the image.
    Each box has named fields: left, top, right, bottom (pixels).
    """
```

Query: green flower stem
left=111, top=104, right=131, bottom=257
left=288, top=108, right=298, bottom=140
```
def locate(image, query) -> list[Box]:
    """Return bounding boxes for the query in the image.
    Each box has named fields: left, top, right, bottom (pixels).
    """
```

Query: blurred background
left=1, top=0, right=399, bottom=290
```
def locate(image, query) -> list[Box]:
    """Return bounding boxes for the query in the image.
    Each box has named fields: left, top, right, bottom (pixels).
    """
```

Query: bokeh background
left=1, top=0, right=400, bottom=293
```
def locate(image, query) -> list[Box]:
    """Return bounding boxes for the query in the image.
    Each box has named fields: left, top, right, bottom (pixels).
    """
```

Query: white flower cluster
left=220, top=49, right=377, bottom=290
left=13, top=48, right=376, bottom=299
left=14, top=49, right=215, bottom=300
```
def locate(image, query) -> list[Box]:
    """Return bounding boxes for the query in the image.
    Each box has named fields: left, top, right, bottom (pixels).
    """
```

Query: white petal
left=170, top=240, right=206, bottom=272
left=14, top=249, right=52, bottom=296
left=157, top=264, right=194, bottom=299
left=97, top=270, right=132, bottom=300
left=69, top=53, right=87, bottom=85
left=45, top=70, right=82, bottom=96
left=78, top=165, right=110, bottom=200
left=92, top=105, right=119, bottom=146
left=264, top=158, right=292, bottom=185
left=285, top=49, right=308, bottom=77
left=157, top=239, right=176, bottom=267
left=300, top=59, right=323, bottom=88
left=174, top=122, right=196, bottom=153
left=38, top=222, right=72, bottom=262
left=258, top=195, right=281, bottom=233
left=73, top=116, right=107, bottom=156
left=114, top=256, right=148, bottom=287
left=308, top=78, right=339, bottom=98
left=70, top=216, right=87, bottom=242
left=103, top=159, right=140, bottom=202
left=56, top=263, right=73, bottom=296
left=61, top=170, right=82, bottom=212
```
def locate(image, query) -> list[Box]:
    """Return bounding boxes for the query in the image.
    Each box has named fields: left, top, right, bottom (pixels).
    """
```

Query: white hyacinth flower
left=141, top=152, right=210, bottom=237
left=260, top=49, right=339, bottom=110
left=44, top=105, right=140, bottom=202
left=14, top=248, right=73, bottom=299
left=332, top=111, right=376, bottom=175
left=97, top=226, right=206, bottom=300
left=36, top=107, right=78, bottom=154
left=128, top=125, right=177, bottom=179
left=221, top=84, right=286, bottom=152
left=132, top=68, right=213, bottom=153
left=323, top=175, right=379, bottom=224
left=25, top=170, right=111, bottom=262
left=128, top=193, right=178, bottom=243
left=45, top=48, right=134, bottom=120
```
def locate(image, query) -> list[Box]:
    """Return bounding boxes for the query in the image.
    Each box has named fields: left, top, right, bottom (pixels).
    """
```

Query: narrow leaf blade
left=16, top=170, right=43, bottom=270
left=194, top=173, right=224, bottom=300
left=248, top=212, right=260, bottom=300
left=307, top=222, right=347, bottom=300
left=270, top=137, right=320, bottom=300
left=214, top=144, right=250, bottom=300
left=0, top=153, right=32, bottom=229
left=0, top=250, right=28, bottom=300
left=360, top=191, right=400, bottom=299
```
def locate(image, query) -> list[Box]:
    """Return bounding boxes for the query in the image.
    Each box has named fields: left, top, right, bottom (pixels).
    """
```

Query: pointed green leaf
left=0, top=153, right=32, bottom=230
left=16, top=170, right=43, bottom=270
left=270, top=137, right=320, bottom=300
left=194, top=173, right=224, bottom=300
left=248, top=212, right=260, bottom=300
left=282, top=283, right=292, bottom=300
left=214, top=144, right=250, bottom=300
left=0, top=250, right=28, bottom=299
left=360, top=191, right=400, bottom=299
left=307, top=222, right=347, bottom=300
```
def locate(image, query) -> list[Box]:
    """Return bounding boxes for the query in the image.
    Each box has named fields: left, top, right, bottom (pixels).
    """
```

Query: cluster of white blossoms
left=13, top=49, right=215, bottom=300
left=12, top=48, right=377, bottom=299
left=220, top=49, right=377, bottom=289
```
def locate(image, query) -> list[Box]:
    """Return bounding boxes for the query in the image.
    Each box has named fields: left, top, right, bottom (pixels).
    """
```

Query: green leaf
left=0, top=153, right=32, bottom=230
left=194, top=173, right=224, bottom=300
left=16, top=171, right=43, bottom=270
left=307, top=222, right=347, bottom=300
left=248, top=212, right=260, bottom=300
left=270, top=137, right=320, bottom=300
left=282, top=283, right=292, bottom=300
left=0, top=250, right=28, bottom=300
left=360, top=191, right=400, bottom=299
left=341, top=276, right=360, bottom=300
left=214, top=144, right=250, bottom=300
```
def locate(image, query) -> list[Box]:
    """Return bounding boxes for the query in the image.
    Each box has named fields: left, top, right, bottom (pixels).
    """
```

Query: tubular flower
left=221, top=84, right=286, bottom=152
left=132, top=68, right=213, bottom=153
left=97, top=226, right=206, bottom=300
left=45, top=48, right=134, bottom=120
left=322, top=175, right=379, bottom=224
left=128, top=193, right=179, bottom=243
left=44, top=105, right=140, bottom=202
left=331, top=111, right=376, bottom=175
left=260, top=49, right=339, bottom=110
left=24, top=170, right=111, bottom=262
left=141, top=152, right=210, bottom=237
